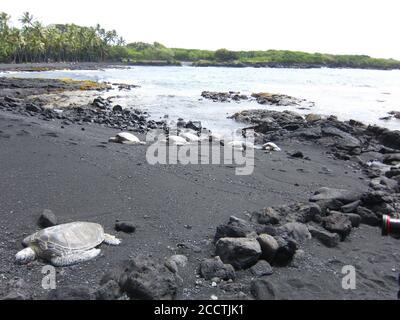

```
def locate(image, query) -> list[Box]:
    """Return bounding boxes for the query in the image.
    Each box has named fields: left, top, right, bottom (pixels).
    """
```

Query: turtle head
left=15, top=247, right=37, bottom=265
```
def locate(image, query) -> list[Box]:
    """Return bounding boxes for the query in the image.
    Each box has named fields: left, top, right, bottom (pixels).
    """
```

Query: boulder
left=214, top=216, right=255, bottom=242
left=257, top=234, right=279, bottom=263
left=93, top=97, right=110, bottom=110
left=356, top=207, right=380, bottom=226
left=306, top=114, right=322, bottom=123
left=322, top=212, right=352, bottom=240
left=310, top=187, right=362, bottom=205
left=308, top=226, right=340, bottom=248
left=165, top=255, right=188, bottom=274
left=215, top=237, right=261, bottom=270
left=292, top=203, right=321, bottom=223
left=379, top=131, right=400, bottom=150
left=251, top=207, right=281, bottom=225
left=199, top=256, right=236, bottom=281
left=115, top=221, right=136, bottom=234
left=250, top=260, right=273, bottom=277
left=118, top=256, right=179, bottom=300
left=278, top=222, right=312, bottom=243
left=273, top=236, right=298, bottom=266
left=112, top=105, right=123, bottom=113
left=361, top=190, right=388, bottom=206
left=345, top=214, right=362, bottom=228
left=341, top=201, right=361, bottom=213
left=290, top=151, right=304, bottom=159
left=38, top=209, right=58, bottom=228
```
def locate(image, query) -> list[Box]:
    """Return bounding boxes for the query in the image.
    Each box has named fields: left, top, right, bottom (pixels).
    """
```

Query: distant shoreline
left=1, top=61, right=400, bottom=73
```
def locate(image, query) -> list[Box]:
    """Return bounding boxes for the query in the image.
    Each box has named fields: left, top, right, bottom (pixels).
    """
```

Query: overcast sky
left=2, top=0, right=399, bottom=59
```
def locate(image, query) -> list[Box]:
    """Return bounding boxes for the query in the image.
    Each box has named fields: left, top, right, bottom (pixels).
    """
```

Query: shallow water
left=2, top=66, right=400, bottom=134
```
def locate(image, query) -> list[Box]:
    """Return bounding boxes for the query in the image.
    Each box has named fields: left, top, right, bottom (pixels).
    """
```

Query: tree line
left=1, top=11, right=399, bottom=69
left=0, top=12, right=125, bottom=63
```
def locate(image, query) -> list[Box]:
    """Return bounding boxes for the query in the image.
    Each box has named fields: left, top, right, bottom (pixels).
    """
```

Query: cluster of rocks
left=0, top=95, right=165, bottom=134
left=201, top=91, right=314, bottom=108
left=175, top=119, right=203, bottom=132
left=232, top=109, right=400, bottom=161
left=0, top=77, right=108, bottom=97
left=201, top=91, right=249, bottom=103
left=197, top=184, right=398, bottom=299
left=112, top=83, right=140, bottom=91
left=251, top=93, right=314, bottom=107
left=192, top=109, right=400, bottom=299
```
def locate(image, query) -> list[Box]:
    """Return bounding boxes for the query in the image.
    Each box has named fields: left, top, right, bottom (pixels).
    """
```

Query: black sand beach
left=0, top=77, right=399, bottom=300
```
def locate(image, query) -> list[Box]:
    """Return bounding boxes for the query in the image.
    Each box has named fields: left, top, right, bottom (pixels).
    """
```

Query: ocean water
left=2, top=66, right=400, bottom=135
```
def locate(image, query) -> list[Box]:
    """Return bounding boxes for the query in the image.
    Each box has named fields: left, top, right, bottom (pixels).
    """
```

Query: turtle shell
left=28, top=222, right=105, bottom=256
left=116, top=132, right=140, bottom=143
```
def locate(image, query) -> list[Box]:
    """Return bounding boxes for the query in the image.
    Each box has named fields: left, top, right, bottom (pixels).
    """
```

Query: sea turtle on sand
left=262, top=142, right=282, bottom=152
left=109, top=132, right=146, bottom=145
left=164, top=135, right=188, bottom=146
left=15, top=222, right=121, bottom=267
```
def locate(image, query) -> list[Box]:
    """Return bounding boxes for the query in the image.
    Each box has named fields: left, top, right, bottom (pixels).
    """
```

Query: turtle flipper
left=51, top=248, right=101, bottom=267
left=104, top=234, right=121, bottom=246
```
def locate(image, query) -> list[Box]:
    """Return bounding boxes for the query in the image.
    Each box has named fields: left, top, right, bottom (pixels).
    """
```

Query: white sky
left=2, top=0, right=400, bottom=59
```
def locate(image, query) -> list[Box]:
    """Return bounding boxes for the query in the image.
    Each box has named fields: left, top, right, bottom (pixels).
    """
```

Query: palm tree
left=0, top=11, right=125, bottom=63
left=19, top=12, right=34, bottom=27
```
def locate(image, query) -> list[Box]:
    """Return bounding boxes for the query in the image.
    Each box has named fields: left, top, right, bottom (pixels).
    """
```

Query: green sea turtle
left=109, top=132, right=146, bottom=145
left=15, top=222, right=121, bottom=267
left=163, top=135, right=188, bottom=146
left=262, top=142, right=282, bottom=152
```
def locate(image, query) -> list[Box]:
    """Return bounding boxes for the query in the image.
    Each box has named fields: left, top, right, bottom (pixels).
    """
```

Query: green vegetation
left=1, top=11, right=399, bottom=69
left=0, top=12, right=125, bottom=63
left=125, top=42, right=175, bottom=62
left=175, top=48, right=400, bottom=69
left=234, top=50, right=400, bottom=69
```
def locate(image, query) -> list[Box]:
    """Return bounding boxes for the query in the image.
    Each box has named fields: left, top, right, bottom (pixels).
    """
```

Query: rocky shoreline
left=201, top=91, right=315, bottom=109
left=1, top=77, right=400, bottom=300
